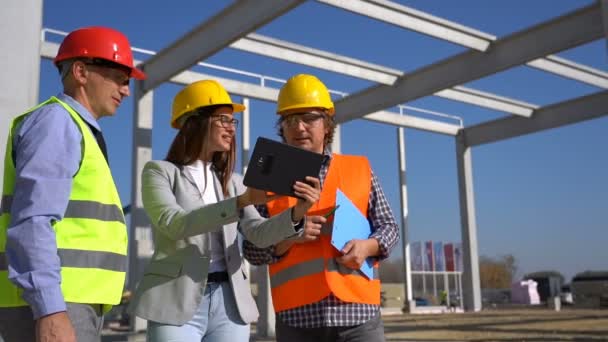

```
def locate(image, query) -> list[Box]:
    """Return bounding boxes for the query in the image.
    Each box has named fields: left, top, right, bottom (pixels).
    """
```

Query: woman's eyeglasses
left=212, top=115, right=239, bottom=128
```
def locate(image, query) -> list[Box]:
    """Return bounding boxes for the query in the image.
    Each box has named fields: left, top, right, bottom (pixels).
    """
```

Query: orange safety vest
left=266, top=154, right=381, bottom=312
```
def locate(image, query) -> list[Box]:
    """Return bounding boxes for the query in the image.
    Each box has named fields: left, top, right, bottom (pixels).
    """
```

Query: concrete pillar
left=396, top=127, right=414, bottom=311
left=256, top=266, right=275, bottom=337
left=241, top=98, right=251, bottom=173
left=601, top=0, right=608, bottom=50
left=129, top=82, right=154, bottom=331
left=0, top=0, right=43, bottom=181
left=455, top=132, right=482, bottom=311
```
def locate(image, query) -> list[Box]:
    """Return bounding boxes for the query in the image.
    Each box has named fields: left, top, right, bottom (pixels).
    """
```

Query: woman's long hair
left=165, top=105, right=236, bottom=196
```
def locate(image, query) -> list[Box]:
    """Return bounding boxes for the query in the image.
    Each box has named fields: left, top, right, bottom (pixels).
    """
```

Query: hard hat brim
left=232, top=103, right=246, bottom=113
left=131, top=67, right=146, bottom=80
left=171, top=102, right=246, bottom=129
left=277, top=104, right=335, bottom=116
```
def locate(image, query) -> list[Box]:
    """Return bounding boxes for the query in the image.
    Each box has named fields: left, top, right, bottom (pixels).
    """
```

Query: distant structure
left=410, top=241, right=463, bottom=308
left=511, top=280, right=541, bottom=305
left=524, top=274, right=562, bottom=303
left=571, top=271, right=608, bottom=309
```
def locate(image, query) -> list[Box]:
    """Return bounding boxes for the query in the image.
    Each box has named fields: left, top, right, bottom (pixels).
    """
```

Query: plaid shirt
left=243, top=152, right=399, bottom=328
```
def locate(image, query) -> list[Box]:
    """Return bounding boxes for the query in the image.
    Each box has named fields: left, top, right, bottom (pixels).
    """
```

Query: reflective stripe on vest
left=266, top=154, right=381, bottom=312
left=0, top=97, right=127, bottom=309
left=270, top=257, right=380, bottom=288
left=0, top=250, right=126, bottom=272
left=1, top=196, right=124, bottom=222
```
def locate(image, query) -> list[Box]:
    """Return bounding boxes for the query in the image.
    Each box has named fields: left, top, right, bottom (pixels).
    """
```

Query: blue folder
left=330, top=189, right=374, bottom=279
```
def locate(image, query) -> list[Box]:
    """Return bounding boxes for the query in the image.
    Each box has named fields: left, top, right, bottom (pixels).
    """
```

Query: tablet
left=243, top=137, right=324, bottom=197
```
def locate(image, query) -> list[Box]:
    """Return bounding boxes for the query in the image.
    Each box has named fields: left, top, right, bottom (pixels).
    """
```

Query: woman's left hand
left=237, top=187, right=279, bottom=209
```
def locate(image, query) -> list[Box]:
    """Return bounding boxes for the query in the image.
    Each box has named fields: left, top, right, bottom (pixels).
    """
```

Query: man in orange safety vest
left=244, top=74, right=399, bottom=342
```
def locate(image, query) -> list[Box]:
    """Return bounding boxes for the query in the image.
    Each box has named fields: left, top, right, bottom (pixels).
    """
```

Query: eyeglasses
left=280, top=112, right=325, bottom=128
left=212, top=115, right=239, bottom=128
left=82, top=58, right=131, bottom=86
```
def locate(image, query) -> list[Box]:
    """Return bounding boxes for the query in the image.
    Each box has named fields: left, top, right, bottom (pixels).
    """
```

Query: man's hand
left=274, top=215, right=326, bottom=256
left=36, top=311, right=76, bottom=342
left=336, top=238, right=379, bottom=270
left=291, top=176, right=321, bottom=222
left=294, top=215, right=326, bottom=244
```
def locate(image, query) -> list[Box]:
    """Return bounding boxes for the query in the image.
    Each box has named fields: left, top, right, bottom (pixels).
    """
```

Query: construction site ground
left=102, top=308, right=608, bottom=341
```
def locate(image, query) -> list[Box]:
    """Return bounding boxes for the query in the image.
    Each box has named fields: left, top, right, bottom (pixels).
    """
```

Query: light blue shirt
left=6, top=93, right=102, bottom=319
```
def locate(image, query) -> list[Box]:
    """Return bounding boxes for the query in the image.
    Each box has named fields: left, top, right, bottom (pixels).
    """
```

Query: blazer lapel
left=180, top=165, right=198, bottom=190
left=213, top=171, right=239, bottom=256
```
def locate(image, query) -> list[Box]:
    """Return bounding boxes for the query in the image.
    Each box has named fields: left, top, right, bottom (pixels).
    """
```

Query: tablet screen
left=243, top=137, right=324, bottom=197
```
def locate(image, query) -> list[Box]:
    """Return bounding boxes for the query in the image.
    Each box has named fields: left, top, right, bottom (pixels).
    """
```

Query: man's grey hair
left=57, top=59, right=76, bottom=80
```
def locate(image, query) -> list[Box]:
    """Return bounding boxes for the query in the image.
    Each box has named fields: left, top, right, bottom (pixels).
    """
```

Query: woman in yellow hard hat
left=129, top=80, right=321, bottom=341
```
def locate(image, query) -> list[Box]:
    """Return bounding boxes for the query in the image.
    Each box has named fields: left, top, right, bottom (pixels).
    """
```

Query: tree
left=479, top=254, right=518, bottom=289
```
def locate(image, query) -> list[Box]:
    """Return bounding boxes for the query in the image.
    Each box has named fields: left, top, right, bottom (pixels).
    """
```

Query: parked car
left=414, top=297, right=429, bottom=306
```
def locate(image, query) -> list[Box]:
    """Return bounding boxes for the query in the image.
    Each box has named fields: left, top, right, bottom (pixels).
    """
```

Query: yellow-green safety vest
left=0, top=97, right=127, bottom=311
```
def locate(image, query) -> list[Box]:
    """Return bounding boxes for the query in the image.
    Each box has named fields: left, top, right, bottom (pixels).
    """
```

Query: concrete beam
left=322, top=0, right=608, bottom=89
left=230, top=34, right=538, bottom=116
left=334, top=3, right=604, bottom=123
left=318, top=0, right=494, bottom=51
left=231, top=33, right=401, bottom=85
left=527, top=55, right=608, bottom=89
left=140, top=0, right=305, bottom=91
left=463, top=90, right=608, bottom=146
left=438, top=87, right=537, bottom=117
left=364, top=111, right=461, bottom=136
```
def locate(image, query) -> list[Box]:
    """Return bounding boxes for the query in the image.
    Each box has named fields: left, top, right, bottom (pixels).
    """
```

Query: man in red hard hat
left=0, top=26, right=145, bottom=342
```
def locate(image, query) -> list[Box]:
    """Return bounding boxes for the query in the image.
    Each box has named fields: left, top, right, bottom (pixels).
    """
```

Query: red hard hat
left=54, top=26, right=146, bottom=80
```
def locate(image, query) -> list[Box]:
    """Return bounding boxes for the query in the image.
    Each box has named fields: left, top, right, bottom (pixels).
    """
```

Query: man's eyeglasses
left=212, top=115, right=239, bottom=128
left=82, top=58, right=131, bottom=86
left=280, top=112, right=325, bottom=128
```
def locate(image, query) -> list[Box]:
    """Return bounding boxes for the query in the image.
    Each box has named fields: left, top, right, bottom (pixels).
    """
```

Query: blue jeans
left=147, top=281, right=250, bottom=342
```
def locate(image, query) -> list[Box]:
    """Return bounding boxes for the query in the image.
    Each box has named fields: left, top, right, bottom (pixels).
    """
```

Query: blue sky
left=40, top=0, right=607, bottom=282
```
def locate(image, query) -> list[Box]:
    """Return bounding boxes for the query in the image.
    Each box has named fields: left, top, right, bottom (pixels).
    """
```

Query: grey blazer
left=129, top=160, right=296, bottom=325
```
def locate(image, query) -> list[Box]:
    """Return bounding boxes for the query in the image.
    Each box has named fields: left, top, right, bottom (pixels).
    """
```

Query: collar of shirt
left=184, top=160, right=213, bottom=173
left=322, top=149, right=332, bottom=166
left=185, top=160, right=218, bottom=200
left=57, top=93, right=101, bottom=132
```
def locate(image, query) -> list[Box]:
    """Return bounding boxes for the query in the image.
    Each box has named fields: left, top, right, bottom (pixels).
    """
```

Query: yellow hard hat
left=277, top=74, right=335, bottom=116
left=171, top=80, right=245, bottom=129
